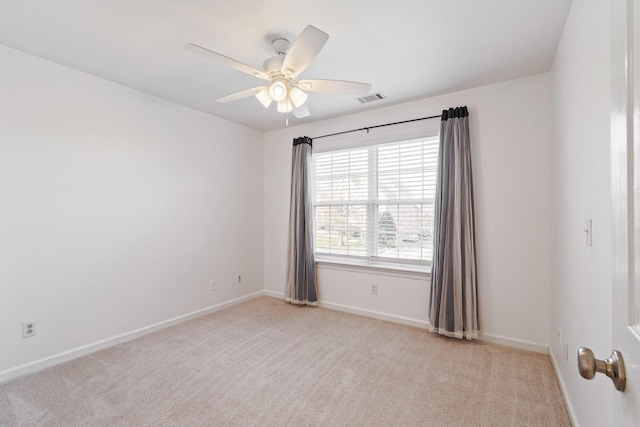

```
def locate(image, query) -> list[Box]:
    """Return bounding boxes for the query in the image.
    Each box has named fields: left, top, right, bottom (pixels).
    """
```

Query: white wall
left=550, top=0, right=612, bottom=425
left=264, top=73, right=553, bottom=351
left=0, top=45, right=264, bottom=378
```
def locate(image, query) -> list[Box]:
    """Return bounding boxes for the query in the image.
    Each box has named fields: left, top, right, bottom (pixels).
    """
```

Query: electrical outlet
left=210, top=279, right=217, bottom=291
left=371, top=284, right=378, bottom=294
left=22, top=321, right=36, bottom=338
left=237, top=274, right=242, bottom=284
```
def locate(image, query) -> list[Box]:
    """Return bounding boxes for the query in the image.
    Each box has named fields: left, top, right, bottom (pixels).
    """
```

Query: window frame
left=311, top=122, right=440, bottom=273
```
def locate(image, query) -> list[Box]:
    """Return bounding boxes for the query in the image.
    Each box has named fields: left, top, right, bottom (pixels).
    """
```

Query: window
left=313, top=135, right=439, bottom=270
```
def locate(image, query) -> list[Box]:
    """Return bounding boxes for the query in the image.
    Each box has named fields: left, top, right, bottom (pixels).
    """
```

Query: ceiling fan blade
left=184, top=43, right=270, bottom=81
left=293, top=104, right=310, bottom=119
left=297, top=79, right=371, bottom=95
left=281, top=25, right=329, bottom=79
left=215, top=86, right=268, bottom=103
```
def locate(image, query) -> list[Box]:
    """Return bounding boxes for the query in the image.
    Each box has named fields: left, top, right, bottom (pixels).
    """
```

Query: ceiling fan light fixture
left=255, top=88, right=272, bottom=108
left=269, top=80, right=288, bottom=102
left=289, top=87, right=308, bottom=108
left=277, top=98, right=293, bottom=113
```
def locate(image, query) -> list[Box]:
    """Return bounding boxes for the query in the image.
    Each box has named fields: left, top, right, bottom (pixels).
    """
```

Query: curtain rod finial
left=293, top=136, right=313, bottom=147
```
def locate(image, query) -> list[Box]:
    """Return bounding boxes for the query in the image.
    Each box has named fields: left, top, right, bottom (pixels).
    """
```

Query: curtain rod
left=311, top=114, right=442, bottom=140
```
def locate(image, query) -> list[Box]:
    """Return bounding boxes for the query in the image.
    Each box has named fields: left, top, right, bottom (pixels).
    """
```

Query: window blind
left=313, top=135, right=439, bottom=268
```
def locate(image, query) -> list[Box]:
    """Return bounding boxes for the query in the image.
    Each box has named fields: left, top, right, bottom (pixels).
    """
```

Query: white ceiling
left=0, top=0, right=572, bottom=132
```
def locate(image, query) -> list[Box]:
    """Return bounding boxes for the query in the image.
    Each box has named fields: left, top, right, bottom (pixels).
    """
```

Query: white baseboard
left=264, top=292, right=548, bottom=354
left=0, top=291, right=264, bottom=385
left=478, top=332, right=548, bottom=354
left=318, top=300, right=430, bottom=329
left=264, top=291, right=427, bottom=328
left=263, top=289, right=284, bottom=299
left=549, top=349, right=580, bottom=427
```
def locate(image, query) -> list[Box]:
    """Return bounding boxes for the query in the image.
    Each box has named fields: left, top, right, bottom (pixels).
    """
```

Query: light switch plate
left=585, top=219, right=592, bottom=247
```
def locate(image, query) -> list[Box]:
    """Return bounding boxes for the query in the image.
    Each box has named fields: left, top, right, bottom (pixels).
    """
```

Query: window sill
left=315, top=256, right=430, bottom=280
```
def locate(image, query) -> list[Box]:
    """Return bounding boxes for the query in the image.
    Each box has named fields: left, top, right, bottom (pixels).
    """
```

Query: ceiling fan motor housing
left=263, top=56, right=285, bottom=75
left=263, top=38, right=291, bottom=77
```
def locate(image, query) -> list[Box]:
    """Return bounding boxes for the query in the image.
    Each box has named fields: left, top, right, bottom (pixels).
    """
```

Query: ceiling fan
left=184, top=25, right=372, bottom=119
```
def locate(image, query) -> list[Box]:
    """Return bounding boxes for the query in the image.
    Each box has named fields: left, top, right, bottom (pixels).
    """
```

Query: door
left=611, top=0, right=640, bottom=425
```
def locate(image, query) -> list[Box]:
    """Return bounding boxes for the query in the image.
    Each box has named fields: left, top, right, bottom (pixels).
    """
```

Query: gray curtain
left=285, top=136, right=318, bottom=305
left=429, top=106, right=478, bottom=339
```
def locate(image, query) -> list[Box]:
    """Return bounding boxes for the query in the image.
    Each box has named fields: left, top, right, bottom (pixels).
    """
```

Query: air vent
left=356, top=92, right=386, bottom=104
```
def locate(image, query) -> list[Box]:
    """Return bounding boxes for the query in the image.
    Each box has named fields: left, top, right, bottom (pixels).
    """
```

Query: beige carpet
left=0, top=297, right=570, bottom=426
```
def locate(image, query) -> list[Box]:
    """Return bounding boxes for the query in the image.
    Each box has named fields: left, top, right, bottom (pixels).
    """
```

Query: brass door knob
left=577, top=347, right=626, bottom=392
